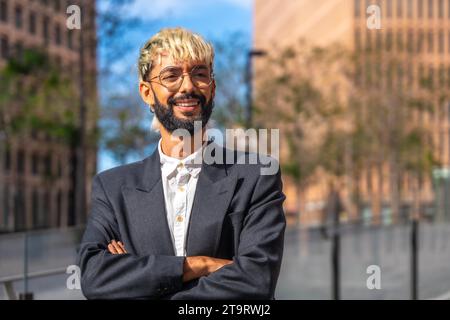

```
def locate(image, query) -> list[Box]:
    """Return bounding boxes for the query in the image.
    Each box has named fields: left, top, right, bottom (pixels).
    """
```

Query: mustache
left=168, top=93, right=207, bottom=106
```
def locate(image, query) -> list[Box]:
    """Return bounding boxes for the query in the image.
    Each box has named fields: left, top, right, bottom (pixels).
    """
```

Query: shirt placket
left=172, top=163, right=190, bottom=256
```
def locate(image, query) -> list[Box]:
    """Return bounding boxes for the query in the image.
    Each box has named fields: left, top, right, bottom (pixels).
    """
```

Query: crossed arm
left=78, top=175, right=233, bottom=299
left=107, top=240, right=232, bottom=283
left=79, top=166, right=285, bottom=300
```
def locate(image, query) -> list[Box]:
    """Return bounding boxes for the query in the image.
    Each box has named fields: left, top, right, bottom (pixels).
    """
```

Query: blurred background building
left=0, top=0, right=98, bottom=233
left=254, top=0, right=450, bottom=227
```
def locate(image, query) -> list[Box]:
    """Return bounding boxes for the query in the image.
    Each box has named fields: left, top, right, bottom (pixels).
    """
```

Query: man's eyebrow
left=160, top=64, right=208, bottom=71
left=192, top=64, right=208, bottom=70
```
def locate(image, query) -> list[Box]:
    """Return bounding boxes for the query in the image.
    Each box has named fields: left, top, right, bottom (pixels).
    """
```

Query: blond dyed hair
left=138, top=27, right=215, bottom=82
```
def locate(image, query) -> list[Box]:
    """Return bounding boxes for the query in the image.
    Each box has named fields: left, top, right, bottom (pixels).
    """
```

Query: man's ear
left=139, top=81, right=155, bottom=106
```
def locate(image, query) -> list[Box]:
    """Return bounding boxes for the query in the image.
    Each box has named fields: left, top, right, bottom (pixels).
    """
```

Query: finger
left=108, top=243, right=118, bottom=254
left=112, top=240, right=125, bottom=254
left=118, top=241, right=127, bottom=253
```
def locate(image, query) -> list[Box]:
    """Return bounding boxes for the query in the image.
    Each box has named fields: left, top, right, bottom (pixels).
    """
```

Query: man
left=77, top=27, right=286, bottom=299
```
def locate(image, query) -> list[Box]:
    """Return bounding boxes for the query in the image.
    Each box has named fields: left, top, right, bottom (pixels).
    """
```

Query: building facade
left=254, top=0, right=450, bottom=226
left=0, top=0, right=98, bottom=232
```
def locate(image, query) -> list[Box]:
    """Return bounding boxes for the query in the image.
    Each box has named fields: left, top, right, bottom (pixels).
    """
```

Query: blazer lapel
left=186, top=142, right=238, bottom=256
left=121, top=149, right=175, bottom=256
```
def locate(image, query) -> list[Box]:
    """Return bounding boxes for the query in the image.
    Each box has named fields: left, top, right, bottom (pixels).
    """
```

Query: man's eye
left=193, top=72, right=209, bottom=78
left=162, top=74, right=179, bottom=81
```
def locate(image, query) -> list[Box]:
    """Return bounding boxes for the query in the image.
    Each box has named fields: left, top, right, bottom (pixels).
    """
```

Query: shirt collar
left=158, top=138, right=205, bottom=179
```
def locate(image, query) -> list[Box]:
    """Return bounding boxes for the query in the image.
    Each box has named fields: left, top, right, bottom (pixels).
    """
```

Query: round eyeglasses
left=147, top=65, right=214, bottom=92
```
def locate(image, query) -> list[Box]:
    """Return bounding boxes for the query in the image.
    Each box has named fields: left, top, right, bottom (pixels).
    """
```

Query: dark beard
left=152, top=92, right=214, bottom=135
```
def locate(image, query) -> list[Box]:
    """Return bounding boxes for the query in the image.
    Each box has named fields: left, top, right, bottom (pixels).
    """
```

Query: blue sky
left=97, top=0, right=253, bottom=172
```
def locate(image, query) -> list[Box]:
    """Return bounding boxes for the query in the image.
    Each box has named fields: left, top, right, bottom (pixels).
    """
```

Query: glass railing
left=0, top=226, right=86, bottom=300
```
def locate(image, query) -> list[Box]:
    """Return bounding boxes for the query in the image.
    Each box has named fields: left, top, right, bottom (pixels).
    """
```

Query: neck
left=160, top=126, right=207, bottom=159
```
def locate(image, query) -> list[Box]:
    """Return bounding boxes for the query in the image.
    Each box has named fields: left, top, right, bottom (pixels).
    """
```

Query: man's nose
left=179, top=73, right=195, bottom=93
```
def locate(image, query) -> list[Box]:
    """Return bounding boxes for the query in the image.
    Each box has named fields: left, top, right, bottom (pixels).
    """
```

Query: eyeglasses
left=147, top=65, right=214, bottom=92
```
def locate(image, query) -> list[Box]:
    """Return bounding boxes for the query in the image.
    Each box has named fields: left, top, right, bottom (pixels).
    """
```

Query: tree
left=0, top=48, right=78, bottom=144
left=254, top=39, right=447, bottom=225
left=101, top=95, right=159, bottom=165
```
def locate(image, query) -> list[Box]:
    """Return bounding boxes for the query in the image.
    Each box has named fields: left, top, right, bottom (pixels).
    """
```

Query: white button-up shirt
left=158, top=139, right=204, bottom=256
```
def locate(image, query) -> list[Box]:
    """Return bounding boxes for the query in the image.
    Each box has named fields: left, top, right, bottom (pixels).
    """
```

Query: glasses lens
left=158, top=66, right=212, bottom=91
left=160, top=68, right=183, bottom=90
left=191, top=66, right=212, bottom=88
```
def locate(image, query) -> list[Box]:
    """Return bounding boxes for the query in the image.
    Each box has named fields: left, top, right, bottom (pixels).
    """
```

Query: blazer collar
left=124, top=138, right=237, bottom=257
left=136, top=138, right=227, bottom=193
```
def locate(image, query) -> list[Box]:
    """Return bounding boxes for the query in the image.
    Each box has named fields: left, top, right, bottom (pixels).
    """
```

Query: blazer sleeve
left=168, top=164, right=287, bottom=300
left=77, top=174, right=185, bottom=299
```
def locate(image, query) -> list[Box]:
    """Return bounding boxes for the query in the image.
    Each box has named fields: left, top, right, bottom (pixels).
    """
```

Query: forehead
left=152, top=53, right=209, bottom=72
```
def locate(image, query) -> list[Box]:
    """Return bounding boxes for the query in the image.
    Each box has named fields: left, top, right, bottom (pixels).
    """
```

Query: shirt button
left=176, top=215, right=184, bottom=222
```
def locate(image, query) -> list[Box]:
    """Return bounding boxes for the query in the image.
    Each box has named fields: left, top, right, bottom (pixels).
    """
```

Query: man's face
left=139, top=54, right=216, bottom=135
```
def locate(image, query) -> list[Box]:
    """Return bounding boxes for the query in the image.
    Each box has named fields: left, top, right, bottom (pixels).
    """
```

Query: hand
left=206, top=257, right=233, bottom=274
left=107, top=240, right=127, bottom=254
left=183, top=256, right=232, bottom=282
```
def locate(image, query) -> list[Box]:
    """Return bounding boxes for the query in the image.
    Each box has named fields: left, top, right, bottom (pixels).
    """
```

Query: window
left=0, top=35, right=9, bottom=58
left=57, top=157, right=63, bottom=177
left=386, top=30, right=393, bottom=51
left=3, top=186, right=10, bottom=228
left=0, top=0, right=7, bottom=22
left=397, top=64, right=404, bottom=90
left=32, top=190, right=39, bottom=227
left=448, top=30, right=450, bottom=53
left=418, top=63, right=425, bottom=88
left=32, top=153, right=39, bottom=175
left=17, top=150, right=25, bottom=174
left=44, top=153, right=52, bottom=176
left=56, top=191, right=62, bottom=226
left=439, top=0, right=444, bottom=18
left=4, top=145, right=10, bottom=171
left=53, top=0, right=61, bottom=11
left=387, top=0, right=393, bottom=17
left=67, top=30, right=73, bottom=49
left=55, top=24, right=61, bottom=45
left=397, top=0, right=403, bottom=17
left=14, top=185, right=26, bottom=230
left=14, top=5, right=22, bottom=29
left=407, top=29, right=414, bottom=52
left=418, top=0, right=424, bottom=17
left=43, top=16, right=50, bottom=44
left=448, top=67, right=450, bottom=88
left=439, top=64, right=446, bottom=86
left=406, top=63, right=413, bottom=86
left=366, top=29, right=372, bottom=51
left=428, top=0, right=433, bottom=18
left=427, top=31, right=434, bottom=53
left=397, top=30, right=404, bottom=52
left=376, top=32, right=382, bottom=50
left=439, top=30, right=444, bottom=53
left=29, top=12, right=36, bottom=34
left=407, top=0, right=413, bottom=17
left=428, top=65, right=434, bottom=89
left=354, top=0, right=361, bottom=17
left=15, top=41, right=23, bottom=60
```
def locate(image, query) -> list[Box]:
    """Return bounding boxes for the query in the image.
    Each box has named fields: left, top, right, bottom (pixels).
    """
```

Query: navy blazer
left=77, top=141, right=286, bottom=299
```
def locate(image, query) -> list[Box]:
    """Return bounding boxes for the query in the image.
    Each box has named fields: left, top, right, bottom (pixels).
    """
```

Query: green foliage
left=0, top=48, right=79, bottom=143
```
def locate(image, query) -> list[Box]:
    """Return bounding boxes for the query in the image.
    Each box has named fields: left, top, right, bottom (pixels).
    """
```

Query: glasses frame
left=147, top=65, right=215, bottom=92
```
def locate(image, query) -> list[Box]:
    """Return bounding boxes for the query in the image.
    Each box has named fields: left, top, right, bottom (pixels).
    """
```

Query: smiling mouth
left=174, top=99, right=200, bottom=111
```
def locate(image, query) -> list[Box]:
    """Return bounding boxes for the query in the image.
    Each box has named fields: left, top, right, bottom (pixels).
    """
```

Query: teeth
left=176, top=102, right=198, bottom=107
